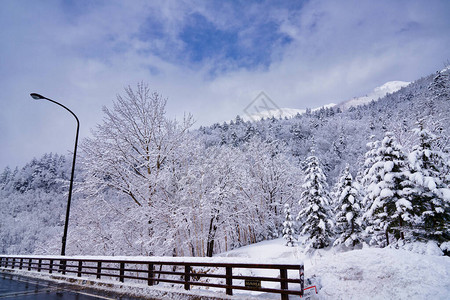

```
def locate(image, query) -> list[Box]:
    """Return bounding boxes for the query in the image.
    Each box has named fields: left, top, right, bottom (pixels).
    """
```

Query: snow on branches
left=282, top=203, right=296, bottom=247
left=363, top=132, right=414, bottom=246
left=297, top=151, right=333, bottom=250
left=333, top=165, right=364, bottom=247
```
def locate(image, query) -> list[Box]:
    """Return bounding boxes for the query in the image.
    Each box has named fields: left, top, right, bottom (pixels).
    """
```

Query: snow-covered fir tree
left=361, top=135, right=381, bottom=211
left=364, top=132, right=415, bottom=247
left=297, top=150, right=333, bottom=249
left=408, top=119, right=450, bottom=243
left=282, top=203, right=296, bottom=247
left=333, top=165, right=363, bottom=247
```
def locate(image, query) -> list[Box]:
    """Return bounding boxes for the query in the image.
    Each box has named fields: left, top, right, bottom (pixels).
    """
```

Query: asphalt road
left=0, top=273, right=117, bottom=299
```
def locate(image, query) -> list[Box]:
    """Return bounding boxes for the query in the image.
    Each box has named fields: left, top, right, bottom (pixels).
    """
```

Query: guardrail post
left=96, top=261, right=102, bottom=279
left=37, top=259, right=42, bottom=272
left=77, top=261, right=83, bottom=277
left=28, top=259, right=32, bottom=271
left=226, top=266, right=232, bottom=295
left=148, top=263, right=154, bottom=286
left=49, top=260, right=54, bottom=274
left=61, top=260, right=67, bottom=275
left=12, top=258, right=15, bottom=269
left=19, top=258, right=23, bottom=269
left=119, top=262, right=125, bottom=282
left=299, top=264, right=304, bottom=297
left=280, top=268, right=288, bottom=300
left=184, top=265, right=190, bottom=290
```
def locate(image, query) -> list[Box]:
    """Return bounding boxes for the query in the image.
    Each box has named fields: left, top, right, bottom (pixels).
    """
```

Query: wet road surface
left=0, top=273, right=116, bottom=299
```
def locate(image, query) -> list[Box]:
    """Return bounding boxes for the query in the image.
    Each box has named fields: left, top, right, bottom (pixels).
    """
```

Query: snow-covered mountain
left=338, top=81, right=410, bottom=110
left=241, top=81, right=409, bottom=122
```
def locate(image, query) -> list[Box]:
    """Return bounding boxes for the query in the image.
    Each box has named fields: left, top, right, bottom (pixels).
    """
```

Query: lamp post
left=30, top=93, right=79, bottom=256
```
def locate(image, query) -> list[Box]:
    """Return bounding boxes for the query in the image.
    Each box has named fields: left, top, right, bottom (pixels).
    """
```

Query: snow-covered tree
left=429, top=70, right=449, bottom=102
left=361, top=135, right=381, bottom=210
left=409, top=119, right=450, bottom=243
left=77, top=83, right=195, bottom=256
left=80, top=82, right=194, bottom=207
left=364, top=132, right=415, bottom=246
left=297, top=150, right=333, bottom=249
left=282, top=203, right=296, bottom=247
left=241, top=137, right=300, bottom=239
left=0, top=153, right=70, bottom=254
left=333, top=165, right=364, bottom=247
left=423, top=70, right=450, bottom=116
left=359, top=135, right=382, bottom=238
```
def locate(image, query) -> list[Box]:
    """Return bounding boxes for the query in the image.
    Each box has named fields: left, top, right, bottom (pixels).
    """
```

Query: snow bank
left=308, top=247, right=449, bottom=299
left=218, top=238, right=450, bottom=300
left=216, top=239, right=303, bottom=263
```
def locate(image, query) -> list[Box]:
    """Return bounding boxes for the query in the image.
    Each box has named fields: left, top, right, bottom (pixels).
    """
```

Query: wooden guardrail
left=0, top=255, right=304, bottom=299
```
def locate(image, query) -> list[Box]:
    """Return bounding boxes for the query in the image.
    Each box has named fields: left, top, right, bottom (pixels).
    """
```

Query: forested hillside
left=1, top=68, right=449, bottom=257
left=0, top=153, right=71, bottom=253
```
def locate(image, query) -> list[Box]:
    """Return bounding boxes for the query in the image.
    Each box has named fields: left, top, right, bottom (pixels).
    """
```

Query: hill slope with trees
left=1, top=68, right=449, bottom=257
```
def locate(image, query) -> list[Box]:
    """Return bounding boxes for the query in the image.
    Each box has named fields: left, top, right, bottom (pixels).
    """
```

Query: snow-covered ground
left=217, top=238, right=450, bottom=299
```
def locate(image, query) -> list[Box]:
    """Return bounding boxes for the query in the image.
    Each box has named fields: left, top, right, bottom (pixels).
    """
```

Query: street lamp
left=30, top=93, right=79, bottom=256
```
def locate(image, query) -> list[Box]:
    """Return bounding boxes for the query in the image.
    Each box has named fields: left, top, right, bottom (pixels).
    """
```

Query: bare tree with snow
left=81, top=82, right=194, bottom=207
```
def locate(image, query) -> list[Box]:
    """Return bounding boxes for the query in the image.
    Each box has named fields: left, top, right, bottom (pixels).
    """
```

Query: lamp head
left=30, top=93, right=45, bottom=100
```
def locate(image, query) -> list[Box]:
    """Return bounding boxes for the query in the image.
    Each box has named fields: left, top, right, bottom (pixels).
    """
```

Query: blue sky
left=1, top=0, right=450, bottom=169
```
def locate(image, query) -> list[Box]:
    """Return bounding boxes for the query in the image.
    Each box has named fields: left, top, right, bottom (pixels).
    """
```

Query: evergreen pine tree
left=361, top=135, right=381, bottom=212
left=364, top=132, right=415, bottom=247
left=360, top=135, right=381, bottom=238
left=282, top=203, right=296, bottom=247
left=333, top=165, right=364, bottom=247
left=409, top=119, right=450, bottom=243
left=297, top=151, right=333, bottom=249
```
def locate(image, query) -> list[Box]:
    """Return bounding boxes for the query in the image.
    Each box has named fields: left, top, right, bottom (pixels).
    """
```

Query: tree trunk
left=206, top=238, right=214, bottom=257
left=399, top=217, right=405, bottom=240
left=206, top=216, right=217, bottom=257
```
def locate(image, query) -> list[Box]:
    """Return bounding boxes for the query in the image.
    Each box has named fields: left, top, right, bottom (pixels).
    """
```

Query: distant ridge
left=241, top=104, right=336, bottom=122
left=240, top=81, right=409, bottom=122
